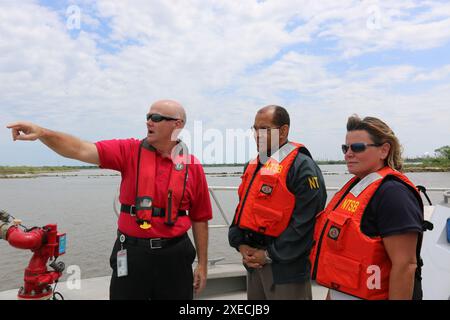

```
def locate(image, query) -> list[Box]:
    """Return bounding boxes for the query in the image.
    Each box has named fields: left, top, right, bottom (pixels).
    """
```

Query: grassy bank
left=1, top=159, right=449, bottom=176
left=316, top=160, right=346, bottom=165
left=203, top=160, right=450, bottom=172
left=0, top=166, right=98, bottom=175
left=403, top=158, right=450, bottom=172
left=202, top=163, right=245, bottom=167
left=204, top=160, right=348, bottom=166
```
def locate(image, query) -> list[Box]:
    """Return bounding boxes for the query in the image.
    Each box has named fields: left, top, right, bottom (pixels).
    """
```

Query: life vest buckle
left=128, top=205, right=136, bottom=216
left=422, top=220, right=434, bottom=231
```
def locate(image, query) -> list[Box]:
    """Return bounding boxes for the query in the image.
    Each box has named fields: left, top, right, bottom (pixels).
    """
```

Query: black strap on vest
left=416, top=185, right=432, bottom=206
left=413, top=185, right=434, bottom=299
left=120, top=204, right=187, bottom=217
left=411, top=185, right=433, bottom=232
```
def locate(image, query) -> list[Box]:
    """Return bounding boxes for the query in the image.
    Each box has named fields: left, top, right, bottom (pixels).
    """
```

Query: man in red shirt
left=7, top=100, right=212, bottom=300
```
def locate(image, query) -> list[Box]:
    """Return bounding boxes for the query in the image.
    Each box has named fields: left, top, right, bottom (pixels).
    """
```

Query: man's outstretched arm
left=7, top=121, right=99, bottom=165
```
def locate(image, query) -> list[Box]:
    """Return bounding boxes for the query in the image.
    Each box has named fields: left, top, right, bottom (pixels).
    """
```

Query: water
left=0, top=166, right=449, bottom=291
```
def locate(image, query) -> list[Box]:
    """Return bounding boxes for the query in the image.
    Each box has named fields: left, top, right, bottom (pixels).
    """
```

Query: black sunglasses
left=341, top=142, right=383, bottom=154
left=251, top=126, right=281, bottom=132
left=146, top=113, right=180, bottom=122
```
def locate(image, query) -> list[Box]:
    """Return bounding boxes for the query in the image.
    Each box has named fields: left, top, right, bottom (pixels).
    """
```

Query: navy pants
left=109, top=235, right=196, bottom=300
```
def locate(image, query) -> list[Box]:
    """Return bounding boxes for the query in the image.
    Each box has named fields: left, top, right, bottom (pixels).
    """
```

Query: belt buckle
left=129, top=205, right=136, bottom=217
left=150, top=238, right=162, bottom=249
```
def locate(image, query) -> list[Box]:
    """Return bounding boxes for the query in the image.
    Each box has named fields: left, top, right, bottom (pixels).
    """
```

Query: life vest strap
left=417, top=185, right=432, bottom=206
left=120, top=204, right=187, bottom=217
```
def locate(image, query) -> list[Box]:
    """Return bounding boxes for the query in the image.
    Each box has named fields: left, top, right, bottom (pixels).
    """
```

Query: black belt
left=120, top=204, right=187, bottom=217
left=117, top=231, right=188, bottom=249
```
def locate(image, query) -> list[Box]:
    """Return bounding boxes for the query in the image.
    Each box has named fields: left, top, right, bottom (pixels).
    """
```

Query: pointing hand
left=7, top=122, right=43, bottom=141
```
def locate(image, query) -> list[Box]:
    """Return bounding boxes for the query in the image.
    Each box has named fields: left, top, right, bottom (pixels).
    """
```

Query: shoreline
left=1, top=164, right=449, bottom=179
left=402, top=166, right=450, bottom=173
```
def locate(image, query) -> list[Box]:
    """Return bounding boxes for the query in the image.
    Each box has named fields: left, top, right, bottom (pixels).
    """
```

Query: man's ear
left=281, top=124, right=289, bottom=139
left=174, top=119, right=184, bottom=129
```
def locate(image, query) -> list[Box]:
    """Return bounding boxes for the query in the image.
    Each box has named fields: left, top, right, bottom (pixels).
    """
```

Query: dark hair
left=347, top=114, right=403, bottom=171
left=273, top=105, right=290, bottom=127
left=259, top=105, right=290, bottom=127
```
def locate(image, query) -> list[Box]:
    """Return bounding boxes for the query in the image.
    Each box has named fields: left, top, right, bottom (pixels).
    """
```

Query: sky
left=1, top=0, right=449, bottom=165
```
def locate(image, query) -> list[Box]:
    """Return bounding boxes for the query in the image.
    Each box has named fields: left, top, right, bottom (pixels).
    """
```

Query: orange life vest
left=233, top=142, right=305, bottom=237
left=134, top=140, right=189, bottom=229
left=310, top=166, right=424, bottom=300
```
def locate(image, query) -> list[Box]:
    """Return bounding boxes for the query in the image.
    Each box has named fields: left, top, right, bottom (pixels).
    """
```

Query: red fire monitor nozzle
left=0, top=210, right=66, bottom=300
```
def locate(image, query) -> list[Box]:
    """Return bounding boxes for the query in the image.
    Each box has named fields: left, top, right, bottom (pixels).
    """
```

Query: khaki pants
left=247, top=263, right=312, bottom=300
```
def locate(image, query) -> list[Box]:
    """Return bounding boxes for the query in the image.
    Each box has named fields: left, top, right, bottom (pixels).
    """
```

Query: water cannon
left=0, top=210, right=66, bottom=300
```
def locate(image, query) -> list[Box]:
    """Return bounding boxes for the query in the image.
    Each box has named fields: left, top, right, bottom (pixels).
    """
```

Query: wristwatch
left=264, top=250, right=272, bottom=264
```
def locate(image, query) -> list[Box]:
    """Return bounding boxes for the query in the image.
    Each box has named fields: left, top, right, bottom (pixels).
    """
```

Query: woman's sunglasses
left=341, top=142, right=383, bottom=154
left=146, top=113, right=180, bottom=122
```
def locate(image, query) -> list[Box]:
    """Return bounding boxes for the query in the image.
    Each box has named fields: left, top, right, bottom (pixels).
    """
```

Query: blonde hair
left=346, top=115, right=403, bottom=171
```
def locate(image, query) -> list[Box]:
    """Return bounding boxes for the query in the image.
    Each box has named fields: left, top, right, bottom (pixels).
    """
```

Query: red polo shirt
left=95, top=138, right=213, bottom=238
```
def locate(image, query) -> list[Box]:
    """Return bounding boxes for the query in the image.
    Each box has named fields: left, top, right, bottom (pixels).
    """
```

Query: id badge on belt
left=117, top=234, right=128, bottom=277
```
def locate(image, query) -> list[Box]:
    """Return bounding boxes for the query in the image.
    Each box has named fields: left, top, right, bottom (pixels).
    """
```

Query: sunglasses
left=251, top=126, right=281, bottom=134
left=146, top=113, right=180, bottom=122
left=341, top=142, right=383, bottom=154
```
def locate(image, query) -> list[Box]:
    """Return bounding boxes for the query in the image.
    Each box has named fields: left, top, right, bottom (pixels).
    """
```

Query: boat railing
left=206, top=186, right=450, bottom=266
left=114, top=185, right=449, bottom=230
left=207, top=186, right=450, bottom=229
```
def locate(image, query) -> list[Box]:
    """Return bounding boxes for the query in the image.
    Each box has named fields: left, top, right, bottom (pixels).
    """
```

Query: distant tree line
left=435, top=146, right=450, bottom=160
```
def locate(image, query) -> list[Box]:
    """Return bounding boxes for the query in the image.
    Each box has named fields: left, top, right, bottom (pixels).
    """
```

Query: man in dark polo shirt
left=229, top=105, right=327, bottom=300
left=7, top=100, right=212, bottom=300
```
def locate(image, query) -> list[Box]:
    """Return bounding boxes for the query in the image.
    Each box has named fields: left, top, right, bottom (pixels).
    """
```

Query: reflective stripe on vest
left=233, top=142, right=305, bottom=237
left=310, top=166, right=424, bottom=300
left=134, top=140, right=189, bottom=227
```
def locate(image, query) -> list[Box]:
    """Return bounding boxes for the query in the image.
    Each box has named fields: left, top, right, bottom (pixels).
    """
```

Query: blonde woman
left=310, top=115, right=426, bottom=300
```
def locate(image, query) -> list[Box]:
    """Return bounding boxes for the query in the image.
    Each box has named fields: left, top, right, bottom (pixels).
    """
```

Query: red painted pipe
left=6, top=226, right=44, bottom=251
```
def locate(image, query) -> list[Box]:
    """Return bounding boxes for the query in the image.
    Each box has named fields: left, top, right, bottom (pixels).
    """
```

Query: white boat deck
left=0, top=263, right=328, bottom=300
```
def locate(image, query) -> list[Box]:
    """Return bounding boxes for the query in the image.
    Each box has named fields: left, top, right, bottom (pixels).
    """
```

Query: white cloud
left=313, top=0, right=450, bottom=58
left=414, top=64, right=450, bottom=81
left=1, top=0, right=449, bottom=164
